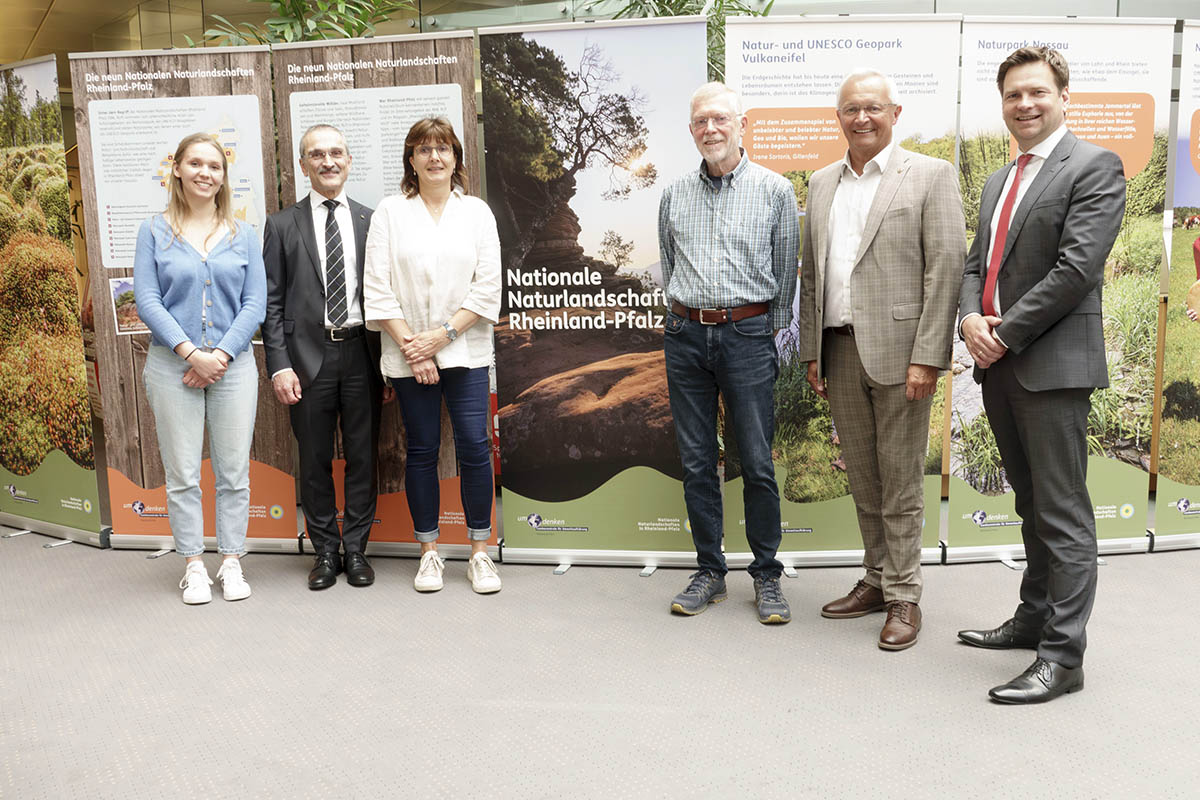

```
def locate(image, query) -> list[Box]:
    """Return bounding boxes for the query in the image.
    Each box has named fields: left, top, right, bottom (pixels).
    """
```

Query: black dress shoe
left=344, top=552, right=375, bottom=587
left=989, top=658, right=1084, bottom=704
left=957, top=618, right=1039, bottom=650
left=308, top=553, right=342, bottom=590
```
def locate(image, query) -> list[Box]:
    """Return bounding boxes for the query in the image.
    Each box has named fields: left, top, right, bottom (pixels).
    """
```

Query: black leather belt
left=826, top=325, right=854, bottom=337
left=325, top=326, right=365, bottom=342
left=671, top=301, right=769, bottom=325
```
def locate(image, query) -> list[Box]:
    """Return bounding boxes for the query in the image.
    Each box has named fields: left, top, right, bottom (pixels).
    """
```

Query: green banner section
left=948, top=457, right=1146, bottom=547
left=1151, top=475, right=1200, bottom=536
left=0, top=449, right=100, bottom=530
left=724, top=472, right=941, bottom=553
left=502, top=466, right=692, bottom=552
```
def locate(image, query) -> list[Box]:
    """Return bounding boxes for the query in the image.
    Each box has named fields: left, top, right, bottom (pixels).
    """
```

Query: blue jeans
left=663, top=311, right=782, bottom=578
left=391, top=367, right=493, bottom=542
left=143, top=345, right=259, bottom=557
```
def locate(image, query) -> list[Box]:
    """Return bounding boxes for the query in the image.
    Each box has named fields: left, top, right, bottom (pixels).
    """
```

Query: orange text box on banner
left=1190, top=108, right=1200, bottom=176
left=108, top=461, right=297, bottom=538
left=1007, top=93, right=1153, bottom=178
left=743, top=108, right=843, bottom=173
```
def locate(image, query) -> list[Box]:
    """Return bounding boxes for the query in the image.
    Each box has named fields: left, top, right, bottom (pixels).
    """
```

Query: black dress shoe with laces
left=344, top=552, right=375, bottom=587
left=989, top=658, right=1084, bottom=704
left=308, top=553, right=342, bottom=590
left=957, top=618, right=1039, bottom=650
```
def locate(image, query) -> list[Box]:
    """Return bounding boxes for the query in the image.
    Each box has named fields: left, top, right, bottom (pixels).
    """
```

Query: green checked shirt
left=658, top=152, right=800, bottom=330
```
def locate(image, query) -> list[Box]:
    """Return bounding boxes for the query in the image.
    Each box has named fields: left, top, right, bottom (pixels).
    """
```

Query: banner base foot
left=42, top=539, right=72, bottom=549
left=1000, top=557, right=1023, bottom=570
left=146, top=549, right=172, bottom=559
left=553, top=563, right=571, bottom=575
left=783, top=566, right=798, bottom=578
left=639, top=565, right=656, bottom=577
left=2, top=529, right=32, bottom=538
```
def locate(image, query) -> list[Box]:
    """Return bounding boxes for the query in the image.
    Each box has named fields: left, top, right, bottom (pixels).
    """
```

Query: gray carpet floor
left=1, top=525, right=1195, bottom=799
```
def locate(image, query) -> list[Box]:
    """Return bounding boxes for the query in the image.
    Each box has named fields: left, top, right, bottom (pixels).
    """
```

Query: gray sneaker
left=754, top=576, right=791, bottom=624
left=670, top=571, right=728, bottom=615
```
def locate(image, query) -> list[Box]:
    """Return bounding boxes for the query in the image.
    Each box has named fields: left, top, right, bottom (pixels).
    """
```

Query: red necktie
left=982, top=154, right=1033, bottom=317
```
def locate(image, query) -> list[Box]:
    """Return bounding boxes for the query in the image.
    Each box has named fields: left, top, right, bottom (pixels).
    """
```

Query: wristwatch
left=442, top=322, right=459, bottom=342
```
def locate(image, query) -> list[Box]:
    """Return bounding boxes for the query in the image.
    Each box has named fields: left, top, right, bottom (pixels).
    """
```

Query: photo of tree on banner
left=483, top=23, right=704, bottom=510
left=0, top=57, right=92, bottom=481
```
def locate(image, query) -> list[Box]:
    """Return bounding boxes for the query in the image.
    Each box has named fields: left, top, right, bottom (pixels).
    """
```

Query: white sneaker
left=414, top=551, right=445, bottom=592
left=216, top=558, right=252, bottom=601
left=467, top=552, right=502, bottom=594
left=179, top=561, right=212, bottom=605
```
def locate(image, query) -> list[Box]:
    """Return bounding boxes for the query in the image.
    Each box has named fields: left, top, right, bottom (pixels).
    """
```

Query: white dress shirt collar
left=840, top=140, right=895, bottom=179
left=1021, top=123, right=1068, bottom=161
left=309, top=188, right=348, bottom=209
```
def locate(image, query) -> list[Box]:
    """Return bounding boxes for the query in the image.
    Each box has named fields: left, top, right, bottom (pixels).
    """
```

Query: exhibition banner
left=725, top=15, right=961, bottom=562
left=948, top=17, right=1170, bottom=556
left=481, top=18, right=705, bottom=563
left=1155, top=20, right=1200, bottom=548
left=0, top=55, right=102, bottom=541
left=271, top=32, right=494, bottom=553
left=69, top=46, right=298, bottom=550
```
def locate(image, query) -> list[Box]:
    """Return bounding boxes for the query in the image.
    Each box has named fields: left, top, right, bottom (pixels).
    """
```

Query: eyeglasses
left=305, top=148, right=346, bottom=161
left=415, top=144, right=453, bottom=158
left=690, top=114, right=735, bottom=131
left=837, top=103, right=896, bottom=118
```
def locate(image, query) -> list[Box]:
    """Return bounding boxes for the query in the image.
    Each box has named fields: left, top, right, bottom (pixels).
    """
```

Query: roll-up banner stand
left=0, top=55, right=103, bottom=545
left=1154, top=20, right=1200, bottom=552
left=68, top=46, right=299, bottom=552
left=725, top=15, right=962, bottom=566
left=271, top=32, right=496, bottom=560
left=481, top=18, right=706, bottom=566
left=947, top=17, right=1171, bottom=562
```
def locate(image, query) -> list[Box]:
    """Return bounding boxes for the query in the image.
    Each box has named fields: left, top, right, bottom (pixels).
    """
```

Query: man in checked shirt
left=658, top=81, right=800, bottom=624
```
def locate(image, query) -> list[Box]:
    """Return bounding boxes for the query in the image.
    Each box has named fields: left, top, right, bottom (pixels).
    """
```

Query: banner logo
left=1173, top=498, right=1199, bottom=516
left=968, top=509, right=1021, bottom=528
left=269, top=505, right=284, bottom=520
left=5, top=484, right=39, bottom=505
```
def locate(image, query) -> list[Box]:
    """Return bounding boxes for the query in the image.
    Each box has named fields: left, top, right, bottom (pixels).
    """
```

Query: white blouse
left=363, top=189, right=502, bottom=378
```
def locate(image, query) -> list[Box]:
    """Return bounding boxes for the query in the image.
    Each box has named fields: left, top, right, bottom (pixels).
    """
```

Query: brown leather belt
left=671, top=301, right=769, bottom=325
left=826, top=325, right=855, bottom=337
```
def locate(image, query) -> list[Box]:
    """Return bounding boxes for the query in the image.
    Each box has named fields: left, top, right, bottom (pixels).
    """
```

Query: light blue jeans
left=143, top=345, right=258, bottom=557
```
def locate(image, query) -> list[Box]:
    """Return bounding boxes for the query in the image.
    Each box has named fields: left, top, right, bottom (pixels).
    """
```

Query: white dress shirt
left=363, top=189, right=502, bottom=379
left=310, top=189, right=362, bottom=328
left=824, top=141, right=894, bottom=327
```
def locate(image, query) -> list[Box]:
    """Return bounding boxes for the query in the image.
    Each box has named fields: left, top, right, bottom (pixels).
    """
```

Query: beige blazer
left=798, top=146, right=966, bottom=386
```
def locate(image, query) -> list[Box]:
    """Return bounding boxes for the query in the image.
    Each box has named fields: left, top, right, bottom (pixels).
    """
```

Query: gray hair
left=690, top=81, right=744, bottom=117
left=298, top=124, right=349, bottom=158
left=836, top=69, right=899, bottom=107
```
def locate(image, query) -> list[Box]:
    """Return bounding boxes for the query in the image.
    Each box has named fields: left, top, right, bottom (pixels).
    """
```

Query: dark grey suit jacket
left=959, top=131, right=1125, bottom=391
left=261, top=195, right=379, bottom=387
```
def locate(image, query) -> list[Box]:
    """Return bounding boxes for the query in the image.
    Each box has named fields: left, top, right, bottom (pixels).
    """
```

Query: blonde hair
left=163, top=132, right=237, bottom=246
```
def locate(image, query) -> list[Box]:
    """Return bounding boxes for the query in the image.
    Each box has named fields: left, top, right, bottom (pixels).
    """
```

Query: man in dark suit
left=958, top=47, right=1125, bottom=703
left=262, top=124, right=387, bottom=590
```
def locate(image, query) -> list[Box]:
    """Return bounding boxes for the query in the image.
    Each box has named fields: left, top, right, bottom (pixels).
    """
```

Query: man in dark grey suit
left=262, top=124, right=387, bottom=590
left=958, top=47, right=1125, bottom=703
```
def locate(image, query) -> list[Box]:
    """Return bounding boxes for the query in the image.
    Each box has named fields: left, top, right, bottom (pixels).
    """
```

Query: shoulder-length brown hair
left=164, top=132, right=237, bottom=245
left=401, top=117, right=468, bottom=198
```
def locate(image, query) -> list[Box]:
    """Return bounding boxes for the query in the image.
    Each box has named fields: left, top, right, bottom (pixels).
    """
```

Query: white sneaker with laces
left=179, top=561, right=212, bottom=605
left=216, top=558, right=252, bottom=601
left=414, top=551, right=445, bottom=592
left=467, top=552, right=502, bottom=594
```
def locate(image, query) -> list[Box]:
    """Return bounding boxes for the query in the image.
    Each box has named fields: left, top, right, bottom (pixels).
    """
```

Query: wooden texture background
left=69, top=48, right=289, bottom=495
left=272, top=33, right=480, bottom=493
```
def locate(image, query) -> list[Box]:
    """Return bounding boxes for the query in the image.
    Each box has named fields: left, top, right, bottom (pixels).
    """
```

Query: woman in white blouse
left=363, top=117, right=502, bottom=593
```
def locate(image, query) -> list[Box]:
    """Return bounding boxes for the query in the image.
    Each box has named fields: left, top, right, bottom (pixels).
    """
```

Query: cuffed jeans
left=143, top=344, right=258, bottom=557
left=663, top=311, right=783, bottom=579
left=391, top=366, right=493, bottom=542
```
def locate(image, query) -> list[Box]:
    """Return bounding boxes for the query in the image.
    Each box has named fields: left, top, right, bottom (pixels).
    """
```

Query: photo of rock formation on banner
left=483, top=31, right=686, bottom=503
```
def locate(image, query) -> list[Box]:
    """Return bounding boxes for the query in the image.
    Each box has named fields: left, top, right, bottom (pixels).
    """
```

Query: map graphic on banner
left=88, top=94, right=267, bottom=267
left=1157, top=21, right=1200, bottom=541
left=482, top=19, right=705, bottom=559
left=949, top=17, right=1171, bottom=550
left=725, top=15, right=961, bottom=557
left=289, top=83, right=463, bottom=204
left=0, top=54, right=101, bottom=535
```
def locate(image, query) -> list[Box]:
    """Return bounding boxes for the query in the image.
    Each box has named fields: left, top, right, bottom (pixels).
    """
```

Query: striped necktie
left=323, top=198, right=348, bottom=327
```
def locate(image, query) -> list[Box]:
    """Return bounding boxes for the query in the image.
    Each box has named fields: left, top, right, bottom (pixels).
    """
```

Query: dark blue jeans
left=391, top=367, right=493, bottom=541
left=663, top=311, right=782, bottom=579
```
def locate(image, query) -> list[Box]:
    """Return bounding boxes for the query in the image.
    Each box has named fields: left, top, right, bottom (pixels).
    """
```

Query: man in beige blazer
left=797, top=69, right=965, bottom=650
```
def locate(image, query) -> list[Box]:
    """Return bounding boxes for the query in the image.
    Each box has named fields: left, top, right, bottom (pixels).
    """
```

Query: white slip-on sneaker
left=467, top=552, right=502, bottom=594
left=216, top=558, right=252, bottom=601
left=414, top=551, right=445, bottom=592
left=179, top=561, right=212, bottom=605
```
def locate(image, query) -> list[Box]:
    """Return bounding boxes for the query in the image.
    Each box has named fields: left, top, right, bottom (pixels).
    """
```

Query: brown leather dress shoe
left=879, top=600, right=921, bottom=650
left=821, top=579, right=885, bottom=618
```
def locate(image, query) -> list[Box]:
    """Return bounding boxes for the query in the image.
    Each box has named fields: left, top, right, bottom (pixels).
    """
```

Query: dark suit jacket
left=959, top=131, right=1125, bottom=391
left=261, top=195, right=380, bottom=387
